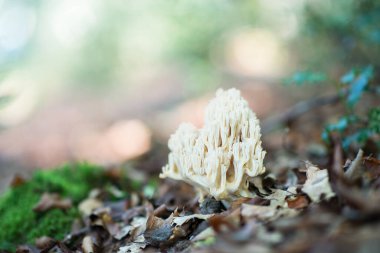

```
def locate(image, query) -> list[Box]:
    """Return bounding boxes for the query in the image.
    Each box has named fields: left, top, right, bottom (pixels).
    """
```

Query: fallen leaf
left=33, top=193, right=72, bottom=212
left=172, top=214, right=214, bottom=226
left=200, top=197, right=225, bottom=214
left=117, top=242, right=146, bottom=253
left=144, top=222, right=172, bottom=247
left=241, top=203, right=298, bottom=221
left=241, top=204, right=276, bottom=220
left=265, top=189, right=288, bottom=208
left=10, top=174, right=26, bottom=188
left=191, top=227, right=215, bottom=242
left=286, top=195, right=309, bottom=209
left=127, top=216, right=148, bottom=241
left=364, top=156, right=380, bottom=180
left=302, top=162, right=335, bottom=202
left=82, top=235, right=95, bottom=253
left=114, top=225, right=132, bottom=240
left=345, top=149, right=364, bottom=181
left=79, top=198, right=103, bottom=216
left=35, top=236, right=56, bottom=250
left=16, top=245, right=40, bottom=253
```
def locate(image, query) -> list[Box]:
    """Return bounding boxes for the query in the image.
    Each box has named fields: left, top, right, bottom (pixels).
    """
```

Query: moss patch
left=0, top=163, right=104, bottom=251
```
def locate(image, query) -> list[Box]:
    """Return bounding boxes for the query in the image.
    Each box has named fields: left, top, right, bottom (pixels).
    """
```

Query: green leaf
left=285, top=71, right=326, bottom=86
left=369, top=107, right=380, bottom=134
left=326, top=115, right=357, bottom=132
left=143, top=179, right=159, bottom=199
left=345, top=66, right=373, bottom=107
left=340, top=70, right=355, bottom=84
left=322, top=115, right=358, bottom=143
left=342, top=129, right=371, bottom=150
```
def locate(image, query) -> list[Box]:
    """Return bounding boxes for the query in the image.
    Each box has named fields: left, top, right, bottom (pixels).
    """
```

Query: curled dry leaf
left=79, top=198, right=103, bottom=216
left=129, top=216, right=148, bottom=239
left=33, top=193, right=72, bottom=212
left=344, top=149, right=364, bottom=181
left=301, top=162, right=335, bottom=203
left=144, top=214, right=173, bottom=247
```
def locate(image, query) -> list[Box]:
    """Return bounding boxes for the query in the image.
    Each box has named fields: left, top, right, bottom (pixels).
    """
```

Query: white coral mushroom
left=160, top=88, right=266, bottom=200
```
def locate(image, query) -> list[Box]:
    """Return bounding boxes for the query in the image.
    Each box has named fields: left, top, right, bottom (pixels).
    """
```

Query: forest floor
left=1, top=87, right=380, bottom=253
left=1, top=132, right=380, bottom=253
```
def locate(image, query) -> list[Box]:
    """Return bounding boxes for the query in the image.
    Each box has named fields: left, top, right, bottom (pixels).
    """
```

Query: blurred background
left=0, top=0, right=379, bottom=191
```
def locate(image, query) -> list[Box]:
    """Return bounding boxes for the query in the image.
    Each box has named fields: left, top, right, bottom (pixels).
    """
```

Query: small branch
left=261, top=93, right=342, bottom=134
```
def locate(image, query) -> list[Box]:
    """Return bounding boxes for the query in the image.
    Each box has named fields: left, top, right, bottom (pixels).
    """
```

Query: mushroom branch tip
left=160, top=88, right=266, bottom=200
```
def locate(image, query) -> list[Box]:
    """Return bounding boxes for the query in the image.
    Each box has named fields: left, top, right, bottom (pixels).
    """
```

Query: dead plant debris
left=5, top=150, right=380, bottom=253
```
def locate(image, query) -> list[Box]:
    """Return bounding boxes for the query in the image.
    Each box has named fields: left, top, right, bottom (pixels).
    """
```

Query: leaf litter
left=6, top=149, right=380, bottom=253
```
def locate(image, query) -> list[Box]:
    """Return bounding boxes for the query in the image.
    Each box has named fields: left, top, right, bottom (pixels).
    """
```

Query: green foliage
left=322, top=115, right=357, bottom=141
left=0, top=163, right=103, bottom=251
left=369, top=107, right=380, bottom=134
left=286, top=65, right=377, bottom=151
left=341, top=66, right=373, bottom=107
left=143, top=178, right=159, bottom=199
left=292, top=0, right=380, bottom=151
left=285, top=70, right=327, bottom=86
left=321, top=66, right=378, bottom=150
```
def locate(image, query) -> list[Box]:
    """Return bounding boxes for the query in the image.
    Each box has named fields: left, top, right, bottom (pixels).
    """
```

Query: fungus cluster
left=160, top=88, right=266, bottom=200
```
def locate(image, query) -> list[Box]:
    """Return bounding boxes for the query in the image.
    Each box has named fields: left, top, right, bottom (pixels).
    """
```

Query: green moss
left=32, top=163, right=104, bottom=203
left=27, top=208, right=79, bottom=242
left=0, top=163, right=104, bottom=252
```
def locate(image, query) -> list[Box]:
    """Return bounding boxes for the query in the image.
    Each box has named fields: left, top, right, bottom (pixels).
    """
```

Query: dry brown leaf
left=10, top=174, right=26, bottom=188
left=301, top=162, right=335, bottom=202
left=286, top=195, right=309, bottom=209
left=265, top=189, right=288, bottom=208
left=241, top=203, right=298, bottom=221
left=33, top=193, right=72, bottom=212
left=364, top=156, right=380, bottom=180
left=114, top=225, right=133, bottom=240
left=345, top=149, right=364, bottom=181
left=144, top=214, right=173, bottom=247
left=79, top=198, right=103, bottom=216
left=35, top=236, right=56, bottom=250
left=117, top=242, right=146, bottom=253
left=191, top=227, right=215, bottom=242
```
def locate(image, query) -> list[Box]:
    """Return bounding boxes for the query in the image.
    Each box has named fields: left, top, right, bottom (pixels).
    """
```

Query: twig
left=261, top=93, right=342, bottom=134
